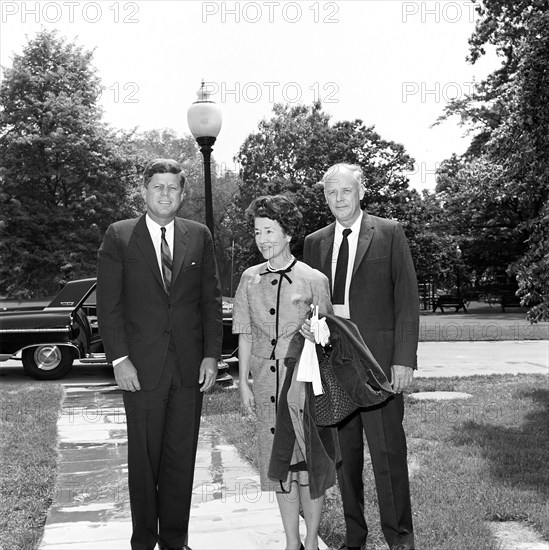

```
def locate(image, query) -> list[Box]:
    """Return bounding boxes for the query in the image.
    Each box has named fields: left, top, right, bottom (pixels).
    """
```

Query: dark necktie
left=160, top=226, right=172, bottom=294
left=332, top=228, right=351, bottom=304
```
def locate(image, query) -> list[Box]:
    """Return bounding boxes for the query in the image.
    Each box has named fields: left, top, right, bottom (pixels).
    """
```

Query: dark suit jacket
left=303, top=213, right=419, bottom=375
left=97, top=214, right=223, bottom=390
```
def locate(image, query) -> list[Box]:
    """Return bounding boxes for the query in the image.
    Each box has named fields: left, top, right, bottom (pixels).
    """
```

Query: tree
left=435, top=157, right=530, bottom=288
left=393, top=189, right=462, bottom=290
left=483, top=1, right=549, bottom=320
left=0, top=30, right=139, bottom=298
left=236, top=103, right=413, bottom=223
left=435, top=0, right=549, bottom=319
left=225, top=102, right=454, bottom=288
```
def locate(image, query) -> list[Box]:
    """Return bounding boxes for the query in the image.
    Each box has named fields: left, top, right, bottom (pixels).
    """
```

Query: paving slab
left=488, top=521, right=549, bottom=550
left=416, top=341, right=548, bottom=377
left=408, top=391, right=473, bottom=400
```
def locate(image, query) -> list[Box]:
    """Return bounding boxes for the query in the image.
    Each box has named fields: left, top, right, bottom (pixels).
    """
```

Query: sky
left=0, top=0, right=500, bottom=191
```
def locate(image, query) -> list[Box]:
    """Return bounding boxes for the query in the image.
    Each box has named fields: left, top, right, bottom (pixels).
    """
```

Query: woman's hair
left=246, top=194, right=303, bottom=237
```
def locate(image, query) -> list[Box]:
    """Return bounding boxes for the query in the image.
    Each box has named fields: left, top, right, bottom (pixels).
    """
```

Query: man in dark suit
left=303, top=163, right=419, bottom=550
left=97, top=158, right=223, bottom=550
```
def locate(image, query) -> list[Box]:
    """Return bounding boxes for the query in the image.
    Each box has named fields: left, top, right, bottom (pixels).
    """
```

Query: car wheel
left=22, top=345, right=74, bottom=380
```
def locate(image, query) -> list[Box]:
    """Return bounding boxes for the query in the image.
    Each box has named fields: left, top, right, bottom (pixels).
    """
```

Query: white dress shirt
left=331, top=211, right=363, bottom=319
left=145, top=214, right=175, bottom=272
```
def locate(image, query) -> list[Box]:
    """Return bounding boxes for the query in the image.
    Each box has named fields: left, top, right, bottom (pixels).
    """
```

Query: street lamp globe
left=187, top=82, right=222, bottom=140
left=187, top=81, right=222, bottom=244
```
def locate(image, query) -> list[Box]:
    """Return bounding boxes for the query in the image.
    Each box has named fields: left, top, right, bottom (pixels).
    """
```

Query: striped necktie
left=160, top=226, right=172, bottom=294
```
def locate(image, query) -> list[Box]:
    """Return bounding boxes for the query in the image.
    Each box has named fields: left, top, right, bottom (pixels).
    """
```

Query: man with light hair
left=303, top=163, right=419, bottom=550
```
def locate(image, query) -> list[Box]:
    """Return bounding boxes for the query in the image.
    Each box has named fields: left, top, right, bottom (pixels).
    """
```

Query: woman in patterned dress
left=232, top=195, right=337, bottom=550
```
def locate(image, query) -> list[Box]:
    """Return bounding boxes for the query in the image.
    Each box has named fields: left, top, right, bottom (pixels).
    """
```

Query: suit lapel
left=319, top=223, right=336, bottom=287
left=353, top=213, right=375, bottom=277
left=171, top=218, right=189, bottom=286
left=134, top=214, right=164, bottom=289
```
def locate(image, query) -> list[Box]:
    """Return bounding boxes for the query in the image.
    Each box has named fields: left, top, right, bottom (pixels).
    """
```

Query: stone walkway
left=39, top=385, right=328, bottom=550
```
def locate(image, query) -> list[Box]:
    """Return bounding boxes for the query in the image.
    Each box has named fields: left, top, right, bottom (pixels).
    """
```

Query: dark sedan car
left=0, top=278, right=237, bottom=382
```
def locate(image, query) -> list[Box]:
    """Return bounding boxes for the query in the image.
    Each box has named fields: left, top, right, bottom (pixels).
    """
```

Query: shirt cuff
left=112, top=355, right=128, bottom=367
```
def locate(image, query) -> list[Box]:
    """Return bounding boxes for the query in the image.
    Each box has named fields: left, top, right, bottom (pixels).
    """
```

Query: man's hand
left=199, top=357, right=218, bottom=392
left=239, top=382, right=256, bottom=416
left=391, top=364, right=414, bottom=393
left=113, top=358, right=141, bottom=392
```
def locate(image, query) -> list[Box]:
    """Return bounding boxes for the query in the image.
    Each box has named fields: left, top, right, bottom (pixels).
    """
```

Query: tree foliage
left=0, top=30, right=138, bottom=298
left=436, top=156, right=530, bottom=286
left=225, top=102, right=455, bottom=288
left=435, top=0, right=549, bottom=319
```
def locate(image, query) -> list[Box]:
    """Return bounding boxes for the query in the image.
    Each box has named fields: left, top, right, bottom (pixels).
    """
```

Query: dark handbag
left=314, top=345, right=358, bottom=426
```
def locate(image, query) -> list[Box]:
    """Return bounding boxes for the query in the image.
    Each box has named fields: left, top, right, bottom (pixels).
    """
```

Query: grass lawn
left=204, top=373, right=549, bottom=550
left=0, top=384, right=64, bottom=550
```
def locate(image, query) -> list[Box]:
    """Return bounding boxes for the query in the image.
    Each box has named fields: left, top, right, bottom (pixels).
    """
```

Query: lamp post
left=187, top=81, right=222, bottom=243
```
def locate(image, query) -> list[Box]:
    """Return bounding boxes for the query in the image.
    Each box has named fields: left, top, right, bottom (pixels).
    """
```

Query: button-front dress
left=232, top=259, right=332, bottom=491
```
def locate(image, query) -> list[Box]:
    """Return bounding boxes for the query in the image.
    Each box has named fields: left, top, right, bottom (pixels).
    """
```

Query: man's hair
left=143, top=158, right=186, bottom=188
left=246, top=194, right=303, bottom=238
left=320, top=163, right=363, bottom=188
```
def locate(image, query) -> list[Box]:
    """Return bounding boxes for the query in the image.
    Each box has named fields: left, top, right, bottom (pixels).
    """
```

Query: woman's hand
left=239, top=382, right=256, bottom=416
left=299, top=318, right=316, bottom=343
left=300, top=317, right=330, bottom=346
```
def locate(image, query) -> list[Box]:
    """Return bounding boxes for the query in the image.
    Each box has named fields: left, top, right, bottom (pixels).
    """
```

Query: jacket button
left=164, top=330, right=170, bottom=336
left=167, top=304, right=172, bottom=309
left=269, top=308, right=275, bottom=315
left=270, top=427, right=275, bottom=434
left=271, top=339, right=276, bottom=346
left=270, top=396, right=275, bottom=403
left=271, top=279, right=278, bottom=285
left=270, top=366, right=275, bottom=372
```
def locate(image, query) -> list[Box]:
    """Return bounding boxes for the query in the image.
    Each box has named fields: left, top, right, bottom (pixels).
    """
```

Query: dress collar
left=260, top=258, right=297, bottom=284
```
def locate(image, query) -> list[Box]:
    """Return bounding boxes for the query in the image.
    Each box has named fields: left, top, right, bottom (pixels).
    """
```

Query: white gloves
left=296, top=305, right=331, bottom=396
